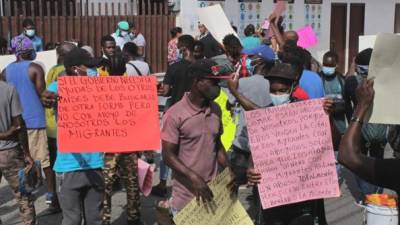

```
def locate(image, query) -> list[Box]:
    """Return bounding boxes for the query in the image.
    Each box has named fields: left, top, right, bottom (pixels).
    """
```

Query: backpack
left=355, top=75, right=388, bottom=143
left=388, top=125, right=400, bottom=152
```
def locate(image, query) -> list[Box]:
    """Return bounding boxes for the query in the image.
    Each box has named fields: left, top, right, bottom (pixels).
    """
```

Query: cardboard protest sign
left=0, top=50, right=57, bottom=77
left=245, top=99, right=340, bottom=209
left=138, top=159, right=154, bottom=196
left=197, top=4, right=238, bottom=44
left=367, top=33, right=400, bottom=124
left=174, top=168, right=254, bottom=225
left=273, top=0, right=287, bottom=17
left=296, top=26, right=319, bottom=49
left=214, top=89, right=236, bottom=152
left=57, top=76, right=160, bottom=152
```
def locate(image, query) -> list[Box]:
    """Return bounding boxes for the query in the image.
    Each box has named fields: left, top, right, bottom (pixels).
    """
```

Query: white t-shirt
left=132, top=33, right=146, bottom=57
left=111, top=33, right=130, bottom=49
left=126, top=60, right=150, bottom=76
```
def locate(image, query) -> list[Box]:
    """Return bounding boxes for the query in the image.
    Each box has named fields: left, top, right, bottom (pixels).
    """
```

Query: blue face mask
left=357, top=65, right=369, bottom=77
left=271, top=93, right=291, bottom=106
left=322, top=66, right=336, bottom=76
left=245, top=58, right=255, bottom=74
left=86, top=68, right=98, bottom=77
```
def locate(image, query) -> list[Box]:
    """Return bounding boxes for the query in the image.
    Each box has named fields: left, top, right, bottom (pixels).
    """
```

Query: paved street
left=1, top=148, right=395, bottom=225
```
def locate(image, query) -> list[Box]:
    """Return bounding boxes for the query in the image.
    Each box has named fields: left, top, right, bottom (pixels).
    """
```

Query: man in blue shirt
left=20, top=19, right=43, bottom=52
left=279, top=42, right=325, bottom=99
left=42, top=48, right=104, bottom=225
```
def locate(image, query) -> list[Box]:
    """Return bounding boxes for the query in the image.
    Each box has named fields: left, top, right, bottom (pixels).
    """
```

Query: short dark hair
left=244, top=24, right=255, bottom=37
left=355, top=48, right=373, bottom=66
left=193, top=40, right=204, bottom=50
left=323, top=51, right=339, bottom=62
left=223, top=34, right=243, bottom=60
left=101, top=35, right=116, bottom=47
left=170, top=27, right=182, bottom=38
left=22, top=18, right=35, bottom=28
left=278, top=42, right=306, bottom=77
left=123, top=42, right=139, bottom=57
left=108, top=53, right=126, bottom=76
left=178, top=35, right=195, bottom=52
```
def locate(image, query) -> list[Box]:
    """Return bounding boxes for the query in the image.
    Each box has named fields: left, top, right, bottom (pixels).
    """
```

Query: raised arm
left=338, top=79, right=376, bottom=182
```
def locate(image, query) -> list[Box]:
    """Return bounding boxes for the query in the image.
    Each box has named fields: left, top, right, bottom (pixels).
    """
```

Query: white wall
left=177, top=0, right=400, bottom=68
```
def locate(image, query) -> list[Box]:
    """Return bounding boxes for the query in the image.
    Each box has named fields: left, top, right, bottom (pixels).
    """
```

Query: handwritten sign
left=214, top=89, right=236, bottom=151
left=245, top=99, right=340, bottom=209
left=174, top=168, right=254, bottom=225
left=57, top=76, right=160, bottom=152
left=296, top=26, right=319, bottom=49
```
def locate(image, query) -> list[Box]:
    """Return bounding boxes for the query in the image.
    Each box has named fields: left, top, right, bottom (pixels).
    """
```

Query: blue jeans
left=159, top=155, right=169, bottom=181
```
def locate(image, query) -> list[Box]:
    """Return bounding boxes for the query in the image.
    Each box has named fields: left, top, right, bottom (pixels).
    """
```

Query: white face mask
left=271, top=93, right=291, bottom=106
left=25, top=29, right=35, bottom=37
left=120, top=31, right=129, bottom=37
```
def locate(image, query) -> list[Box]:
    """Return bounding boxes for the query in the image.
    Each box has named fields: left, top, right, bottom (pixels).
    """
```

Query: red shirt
left=292, top=86, right=310, bottom=101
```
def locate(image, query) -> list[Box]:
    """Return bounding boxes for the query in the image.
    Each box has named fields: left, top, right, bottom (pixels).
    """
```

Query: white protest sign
left=359, top=34, right=400, bottom=52
left=197, top=4, right=238, bottom=44
left=367, top=33, right=400, bottom=124
left=0, top=50, right=57, bottom=78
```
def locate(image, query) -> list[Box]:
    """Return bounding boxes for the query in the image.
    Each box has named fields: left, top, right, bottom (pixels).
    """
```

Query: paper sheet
left=138, top=159, right=154, bottom=196
left=174, top=169, right=254, bottom=225
left=197, top=4, right=238, bottom=44
left=245, top=99, right=340, bottom=209
left=0, top=50, right=57, bottom=78
left=367, top=33, right=400, bottom=124
left=57, top=76, right=160, bottom=152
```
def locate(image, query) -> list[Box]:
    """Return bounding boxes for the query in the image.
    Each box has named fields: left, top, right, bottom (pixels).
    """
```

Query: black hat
left=355, top=48, right=373, bottom=66
left=189, top=59, right=226, bottom=79
left=265, top=63, right=298, bottom=81
left=64, top=48, right=101, bottom=68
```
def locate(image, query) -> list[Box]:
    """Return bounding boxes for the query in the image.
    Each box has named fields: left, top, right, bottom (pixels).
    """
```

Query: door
left=395, top=4, right=400, bottom=33
left=348, top=3, right=365, bottom=71
left=330, top=3, right=347, bottom=74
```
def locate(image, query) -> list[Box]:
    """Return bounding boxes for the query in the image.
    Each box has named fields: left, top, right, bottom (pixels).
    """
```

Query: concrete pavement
left=2, top=150, right=396, bottom=225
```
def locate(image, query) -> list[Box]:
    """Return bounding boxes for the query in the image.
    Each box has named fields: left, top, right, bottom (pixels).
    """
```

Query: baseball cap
left=118, top=21, right=130, bottom=30
left=64, top=48, right=101, bottom=68
left=242, top=44, right=275, bottom=62
left=189, top=59, right=228, bottom=79
left=10, top=35, right=35, bottom=57
left=265, top=63, right=298, bottom=81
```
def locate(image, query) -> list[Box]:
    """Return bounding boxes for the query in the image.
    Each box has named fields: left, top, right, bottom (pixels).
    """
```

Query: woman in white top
left=123, top=42, right=150, bottom=76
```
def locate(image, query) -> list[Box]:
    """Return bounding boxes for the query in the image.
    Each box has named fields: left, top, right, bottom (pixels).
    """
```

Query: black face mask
left=203, top=85, right=220, bottom=101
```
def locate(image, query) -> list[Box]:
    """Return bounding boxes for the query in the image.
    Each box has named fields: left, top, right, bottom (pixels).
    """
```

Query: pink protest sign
left=138, top=159, right=154, bottom=196
left=245, top=99, right=340, bottom=209
left=296, top=25, right=319, bottom=49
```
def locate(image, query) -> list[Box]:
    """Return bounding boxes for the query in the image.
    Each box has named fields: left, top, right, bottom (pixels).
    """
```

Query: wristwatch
left=351, top=116, right=363, bottom=125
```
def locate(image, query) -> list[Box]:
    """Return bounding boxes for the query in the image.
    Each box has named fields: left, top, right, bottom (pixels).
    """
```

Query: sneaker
left=151, top=184, right=167, bottom=197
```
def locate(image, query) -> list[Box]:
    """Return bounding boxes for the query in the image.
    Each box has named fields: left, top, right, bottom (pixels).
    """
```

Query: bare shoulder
left=28, top=62, right=45, bottom=75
